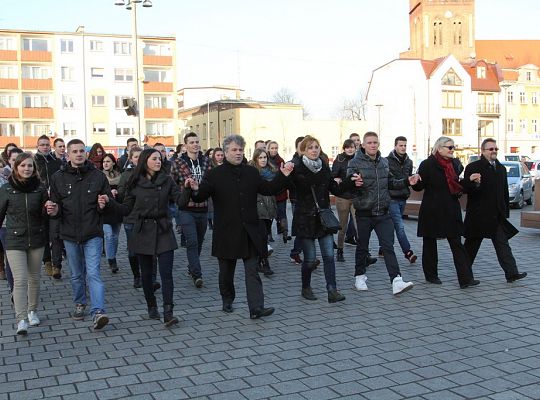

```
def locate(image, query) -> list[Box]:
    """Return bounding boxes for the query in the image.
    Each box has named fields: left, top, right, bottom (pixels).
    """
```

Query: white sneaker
left=267, top=244, right=273, bottom=256
left=354, top=275, right=368, bottom=291
left=16, top=320, right=28, bottom=335
left=392, top=276, right=414, bottom=295
left=28, top=311, right=40, bottom=326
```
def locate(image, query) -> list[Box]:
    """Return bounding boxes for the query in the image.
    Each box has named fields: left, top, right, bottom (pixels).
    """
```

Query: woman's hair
left=128, top=148, right=161, bottom=188
left=88, top=143, right=105, bottom=158
left=299, top=135, right=321, bottom=154
left=342, top=139, right=355, bottom=150
left=204, top=148, right=214, bottom=158
left=129, top=145, right=142, bottom=160
left=431, top=136, right=453, bottom=155
left=8, top=147, right=23, bottom=161
left=2, top=143, right=18, bottom=162
left=211, top=147, right=224, bottom=166
left=266, top=141, right=279, bottom=152
left=102, top=153, right=120, bottom=176
left=11, top=152, right=38, bottom=184
left=249, top=148, right=276, bottom=172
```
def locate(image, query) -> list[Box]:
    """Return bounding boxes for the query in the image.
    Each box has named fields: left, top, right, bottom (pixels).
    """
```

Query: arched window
left=433, top=21, right=443, bottom=46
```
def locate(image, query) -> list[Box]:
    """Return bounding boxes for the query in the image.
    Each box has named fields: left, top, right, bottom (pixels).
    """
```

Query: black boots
left=108, top=258, right=119, bottom=274
left=328, top=289, right=346, bottom=303
left=336, top=248, right=345, bottom=262
left=128, top=256, right=141, bottom=288
left=301, top=287, right=317, bottom=300
left=147, top=300, right=160, bottom=320
left=163, top=304, right=178, bottom=327
left=260, top=258, right=274, bottom=276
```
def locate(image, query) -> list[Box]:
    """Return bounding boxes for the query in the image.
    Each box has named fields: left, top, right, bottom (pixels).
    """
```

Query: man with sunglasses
left=462, top=138, right=527, bottom=283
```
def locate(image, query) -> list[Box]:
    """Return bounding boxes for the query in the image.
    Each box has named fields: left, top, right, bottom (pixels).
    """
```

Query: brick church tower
left=400, top=0, right=476, bottom=62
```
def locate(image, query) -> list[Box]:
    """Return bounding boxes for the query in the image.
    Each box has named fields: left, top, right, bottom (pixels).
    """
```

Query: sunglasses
left=443, top=145, right=455, bottom=150
left=485, top=147, right=499, bottom=151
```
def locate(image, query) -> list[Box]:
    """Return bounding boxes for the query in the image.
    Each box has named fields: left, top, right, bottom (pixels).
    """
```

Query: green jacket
left=0, top=178, right=48, bottom=250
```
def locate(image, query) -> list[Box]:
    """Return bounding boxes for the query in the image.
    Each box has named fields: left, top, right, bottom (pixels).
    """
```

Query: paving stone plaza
left=1, top=206, right=539, bottom=400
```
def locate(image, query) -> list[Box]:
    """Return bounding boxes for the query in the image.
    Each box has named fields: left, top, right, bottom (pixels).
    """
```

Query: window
left=116, top=123, right=135, bottom=136
left=0, top=94, right=16, bottom=108
left=453, top=21, right=462, bottom=45
left=143, top=43, right=172, bottom=56
left=114, top=68, right=133, bottom=82
left=442, top=90, right=462, bottom=108
left=0, top=123, right=16, bottom=136
left=113, top=41, right=131, bottom=55
left=144, top=69, right=169, bottom=82
left=507, top=91, right=514, bottom=103
left=62, top=95, right=75, bottom=110
left=144, top=96, right=168, bottom=108
left=61, top=66, right=75, bottom=81
left=478, top=120, right=494, bottom=137
left=433, top=21, right=442, bottom=46
left=22, top=66, right=51, bottom=79
left=526, top=71, right=532, bottom=81
left=520, top=119, right=527, bottom=133
left=532, top=120, right=538, bottom=133
left=26, top=124, right=51, bottom=136
left=0, top=37, right=15, bottom=50
left=89, top=40, right=103, bottom=51
left=146, top=121, right=172, bottom=135
left=23, top=95, right=51, bottom=108
left=91, top=95, right=105, bottom=106
left=60, top=39, right=73, bottom=53
left=0, top=65, right=17, bottom=79
left=441, top=69, right=463, bottom=86
left=476, top=66, right=486, bottom=79
left=507, top=119, right=514, bottom=132
left=532, top=92, right=538, bottom=105
left=22, top=38, right=48, bottom=51
left=91, top=68, right=104, bottom=78
left=115, top=95, right=131, bottom=109
left=63, top=122, right=77, bottom=136
left=520, top=92, right=527, bottom=104
left=93, top=123, right=107, bottom=134
left=331, top=146, right=339, bottom=158
left=442, top=118, right=462, bottom=135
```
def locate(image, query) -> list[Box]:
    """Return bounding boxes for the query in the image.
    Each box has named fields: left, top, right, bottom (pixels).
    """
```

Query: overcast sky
left=2, top=0, right=540, bottom=118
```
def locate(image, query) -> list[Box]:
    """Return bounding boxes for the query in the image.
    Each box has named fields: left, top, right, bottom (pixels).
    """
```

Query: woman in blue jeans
left=289, top=135, right=345, bottom=303
left=102, top=154, right=122, bottom=274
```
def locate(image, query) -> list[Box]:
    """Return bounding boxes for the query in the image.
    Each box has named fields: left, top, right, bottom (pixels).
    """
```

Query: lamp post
left=501, top=83, right=511, bottom=154
left=375, top=104, right=383, bottom=134
left=115, top=0, right=153, bottom=143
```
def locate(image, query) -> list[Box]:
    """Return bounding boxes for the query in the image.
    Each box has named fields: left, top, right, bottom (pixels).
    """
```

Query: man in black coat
left=462, top=138, right=527, bottom=283
left=188, top=134, right=294, bottom=319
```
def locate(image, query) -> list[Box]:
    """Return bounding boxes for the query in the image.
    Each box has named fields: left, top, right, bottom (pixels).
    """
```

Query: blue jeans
left=64, top=237, right=105, bottom=316
left=389, top=199, right=411, bottom=254
left=178, top=210, right=208, bottom=278
left=300, top=234, right=337, bottom=290
left=0, top=227, right=14, bottom=291
left=124, top=223, right=136, bottom=257
left=103, top=223, right=121, bottom=260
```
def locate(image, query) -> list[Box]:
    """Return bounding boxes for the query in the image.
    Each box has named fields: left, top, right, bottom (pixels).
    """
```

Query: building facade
left=0, top=28, right=178, bottom=150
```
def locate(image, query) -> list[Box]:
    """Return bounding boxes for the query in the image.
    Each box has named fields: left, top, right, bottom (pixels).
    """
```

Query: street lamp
left=375, top=104, right=383, bottom=134
left=115, top=0, right=153, bottom=143
left=501, top=83, right=511, bottom=154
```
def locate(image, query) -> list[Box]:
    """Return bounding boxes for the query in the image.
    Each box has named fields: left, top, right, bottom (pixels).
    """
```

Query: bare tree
left=272, top=87, right=299, bottom=104
left=337, top=90, right=367, bottom=120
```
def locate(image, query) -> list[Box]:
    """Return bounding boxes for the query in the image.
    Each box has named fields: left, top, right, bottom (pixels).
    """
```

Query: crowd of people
left=0, top=131, right=528, bottom=336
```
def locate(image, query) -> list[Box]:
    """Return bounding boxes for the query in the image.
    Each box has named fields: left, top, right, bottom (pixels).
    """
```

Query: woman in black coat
left=413, top=136, right=479, bottom=288
left=117, top=148, right=190, bottom=326
left=289, top=136, right=345, bottom=303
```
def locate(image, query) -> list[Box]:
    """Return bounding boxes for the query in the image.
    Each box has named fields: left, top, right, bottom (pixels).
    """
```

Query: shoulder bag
left=311, top=186, right=341, bottom=234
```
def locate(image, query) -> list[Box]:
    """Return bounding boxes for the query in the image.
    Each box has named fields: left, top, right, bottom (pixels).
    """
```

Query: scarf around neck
left=260, top=166, right=276, bottom=181
left=302, top=155, right=322, bottom=174
left=434, top=153, right=462, bottom=195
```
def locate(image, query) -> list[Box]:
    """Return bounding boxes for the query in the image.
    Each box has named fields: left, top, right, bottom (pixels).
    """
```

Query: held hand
left=351, top=173, right=363, bottom=187
left=97, top=194, right=109, bottom=210
left=280, top=162, right=294, bottom=176
left=470, top=173, right=481, bottom=183
left=408, top=174, right=421, bottom=185
left=45, top=200, right=58, bottom=216
left=111, top=189, right=118, bottom=198
left=334, top=177, right=342, bottom=184
left=185, top=178, right=199, bottom=191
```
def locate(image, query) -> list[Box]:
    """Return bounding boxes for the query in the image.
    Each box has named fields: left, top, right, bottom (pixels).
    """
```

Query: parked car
left=501, top=161, right=533, bottom=209
left=526, top=160, right=540, bottom=180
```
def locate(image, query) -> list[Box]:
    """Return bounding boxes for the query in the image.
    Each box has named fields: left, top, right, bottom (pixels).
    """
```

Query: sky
left=2, top=0, right=540, bottom=118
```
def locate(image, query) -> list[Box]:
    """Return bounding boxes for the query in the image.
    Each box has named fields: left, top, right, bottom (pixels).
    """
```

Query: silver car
left=501, top=161, right=533, bottom=209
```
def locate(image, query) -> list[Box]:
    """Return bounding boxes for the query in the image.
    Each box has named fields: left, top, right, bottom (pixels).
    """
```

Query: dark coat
left=413, top=155, right=465, bottom=238
left=331, top=152, right=355, bottom=200
left=462, top=156, right=510, bottom=239
left=35, top=152, right=62, bottom=189
left=0, top=177, right=48, bottom=250
left=49, top=161, right=113, bottom=243
left=117, top=166, right=137, bottom=224
left=290, top=159, right=342, bottom=239
left=387, top=150, right=413, bottom=200
left=116, top=171, right=190, bottom=256
left=191, top=161, right=288, bottom=259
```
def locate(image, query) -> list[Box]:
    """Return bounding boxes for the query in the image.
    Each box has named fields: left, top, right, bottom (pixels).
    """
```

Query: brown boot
left=44, top=261, right=53, bottom=276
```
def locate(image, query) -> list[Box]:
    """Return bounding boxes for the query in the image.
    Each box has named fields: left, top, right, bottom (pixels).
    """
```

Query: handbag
left=311, top=187, right=341, bottom=234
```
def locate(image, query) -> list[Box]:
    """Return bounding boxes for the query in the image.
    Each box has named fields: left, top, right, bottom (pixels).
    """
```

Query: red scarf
left=434, top=153, right=462, bottom=195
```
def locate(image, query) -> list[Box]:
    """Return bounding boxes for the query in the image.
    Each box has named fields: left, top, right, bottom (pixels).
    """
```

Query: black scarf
left=9, top=175, right=41, bottom=193
left=392, top=150, right=407, bottom=164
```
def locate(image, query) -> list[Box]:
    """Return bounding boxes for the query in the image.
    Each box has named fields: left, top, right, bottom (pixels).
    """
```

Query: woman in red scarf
left=412, top=136, right=479, bottom=289
left=88, top=143, right=105, bottom=170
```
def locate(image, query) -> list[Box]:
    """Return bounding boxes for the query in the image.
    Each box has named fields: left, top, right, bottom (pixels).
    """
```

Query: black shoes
left=301, top=287, right=317, bottom=301
left=133, top=276, right=142, bottom=289
left=250, top=307, right=275, bottom=319
left=336, top=249, right=345, bottom=262
left=163, top=304, right=179, bottom=327
left=148, top=306, right=161, bottom=320
left=153, top=281, right=161, bottom=292
left=344, top=237, right=357, bottom=246
left=368, top=256, right=377, bottom=266
left=460, top=279, right=480, bottom=289
left=426, top=277, right=442, bottom=284
left=222, top=303, right=233, bottom=313
left=404, top=250, right=417, bottom=263
left=108, top=259, right=119, bottom=274
left=506, top=272, right=527, bottom=283
left=193, top=276, right=203, bottom=288
left=328, top=289, right=346, bottom=303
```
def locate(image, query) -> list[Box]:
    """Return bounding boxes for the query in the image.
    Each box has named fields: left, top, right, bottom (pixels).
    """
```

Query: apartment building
left=0, top=28, right=177, bottom=150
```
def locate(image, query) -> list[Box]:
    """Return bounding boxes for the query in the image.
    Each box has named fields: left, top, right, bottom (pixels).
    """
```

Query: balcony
left=0, top=108, right=19, bottom=118
left=143, top=55, right=173, bottom=66
left=0, top=50, right=17, bottom=61
left=477, top=103, right=500, bottom=115
left=0, top=137, right=21, bottom=147
left=22, top=78, right=53, bottom=90
left=145, top=108, right=174, bottom=118
left=23, top=135, right=45, bottom=147
left=21, top=50, right=52, bottom=62
left=0, top=79, right=18, bottom=89
left=22, top=107, right=53, bottom=119
left=143, top=81, right=173, bottom=92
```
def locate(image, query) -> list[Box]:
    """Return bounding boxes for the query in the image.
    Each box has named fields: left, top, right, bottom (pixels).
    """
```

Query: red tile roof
left=476, top=40, right=540, bottom=69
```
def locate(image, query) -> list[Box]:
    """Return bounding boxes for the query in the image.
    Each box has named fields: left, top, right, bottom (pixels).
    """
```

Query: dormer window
left=477, top=66, right=486, bottom=79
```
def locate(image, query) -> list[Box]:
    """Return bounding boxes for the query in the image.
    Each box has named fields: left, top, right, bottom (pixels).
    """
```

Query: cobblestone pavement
left=1, top=205, right=540, bottom=400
